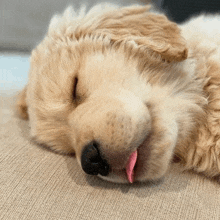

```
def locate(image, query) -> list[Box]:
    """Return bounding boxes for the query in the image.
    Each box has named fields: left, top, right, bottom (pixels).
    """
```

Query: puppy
left=16, top=3, right=220, bottom=183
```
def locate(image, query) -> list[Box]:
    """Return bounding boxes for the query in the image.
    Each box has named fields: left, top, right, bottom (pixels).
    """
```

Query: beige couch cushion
left=1, top=93, right=220, bottom=220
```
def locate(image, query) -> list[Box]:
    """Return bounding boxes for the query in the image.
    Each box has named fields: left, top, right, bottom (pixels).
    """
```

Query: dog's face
left=18, top=4, right=205, bottom=183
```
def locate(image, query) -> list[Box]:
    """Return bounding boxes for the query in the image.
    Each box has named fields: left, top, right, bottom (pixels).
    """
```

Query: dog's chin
left=97, top=169, right=163, bottom=184
left=98, top=171, right=129, bottom=184
left=98, top=166, right=165, bottom=184
left=97, top=135, right=169, bottom=184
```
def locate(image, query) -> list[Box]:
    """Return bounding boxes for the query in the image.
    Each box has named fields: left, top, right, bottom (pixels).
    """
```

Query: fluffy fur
left=16, top=3, right=220, bottom=183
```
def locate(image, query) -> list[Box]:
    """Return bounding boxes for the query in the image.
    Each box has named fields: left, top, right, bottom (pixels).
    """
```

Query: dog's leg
left=185, top=123, right=220, bottom=180
left=181, top=41, right=220, bottom=181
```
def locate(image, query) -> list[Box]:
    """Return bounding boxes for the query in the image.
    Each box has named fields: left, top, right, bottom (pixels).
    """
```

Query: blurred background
left=1, top=0, right=220, bottom=93
left=0, top=0, right=150, bottom=53
left=1, top=0, right=220, bottom=53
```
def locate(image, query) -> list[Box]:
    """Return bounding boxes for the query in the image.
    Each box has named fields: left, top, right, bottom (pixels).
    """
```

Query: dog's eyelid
left=73, top=77, right=78, bottom=100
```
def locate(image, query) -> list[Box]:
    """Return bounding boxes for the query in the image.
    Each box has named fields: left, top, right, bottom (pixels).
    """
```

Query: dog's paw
left=16, top=87, right=29, bottom=120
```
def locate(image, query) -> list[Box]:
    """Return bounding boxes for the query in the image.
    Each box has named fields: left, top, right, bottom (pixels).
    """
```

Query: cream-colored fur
left=16, top=3, right=220, bottom=183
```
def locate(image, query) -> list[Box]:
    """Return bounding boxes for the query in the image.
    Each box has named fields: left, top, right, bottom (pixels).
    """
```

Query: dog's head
left=18, top=4, right=204, bottom=183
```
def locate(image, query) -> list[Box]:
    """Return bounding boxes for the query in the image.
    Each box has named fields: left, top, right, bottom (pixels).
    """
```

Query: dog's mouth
left=125, top=133, right=151, bottom=183
left=108, top=135, right=150, bottom=183
left=126, top=150, right=138, bottom=183
left=108, top=148, right=143, bottom=184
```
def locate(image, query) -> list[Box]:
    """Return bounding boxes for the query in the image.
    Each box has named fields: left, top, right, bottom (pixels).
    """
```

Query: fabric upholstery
left=1, top=93, right=220, bottom=220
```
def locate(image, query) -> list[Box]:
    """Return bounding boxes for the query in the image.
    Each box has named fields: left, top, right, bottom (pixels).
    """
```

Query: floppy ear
left=86, top=5, right=188, bottom=62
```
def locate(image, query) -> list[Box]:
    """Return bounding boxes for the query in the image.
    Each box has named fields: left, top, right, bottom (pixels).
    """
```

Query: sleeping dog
left=17, top=3, right=220, bottom=183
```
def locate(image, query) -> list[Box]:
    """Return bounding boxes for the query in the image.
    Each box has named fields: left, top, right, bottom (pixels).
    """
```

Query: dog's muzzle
left=81, top=141, right=110, bottom=176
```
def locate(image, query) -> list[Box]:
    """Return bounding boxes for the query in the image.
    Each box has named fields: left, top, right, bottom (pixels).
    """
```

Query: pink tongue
left=126, top=150, right=137, bottom=183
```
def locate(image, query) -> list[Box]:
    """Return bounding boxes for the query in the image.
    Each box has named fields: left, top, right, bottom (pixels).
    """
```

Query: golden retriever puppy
left=16, top=3, right=220, bottom=183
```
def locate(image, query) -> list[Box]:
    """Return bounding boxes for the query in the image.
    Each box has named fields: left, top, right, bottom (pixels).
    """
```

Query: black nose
left=81, top=141, right=109, bottom=176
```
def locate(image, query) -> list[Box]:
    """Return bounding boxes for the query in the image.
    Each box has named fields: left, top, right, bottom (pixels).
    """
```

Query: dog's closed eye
left=73, top=77, right=78, bottom=100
